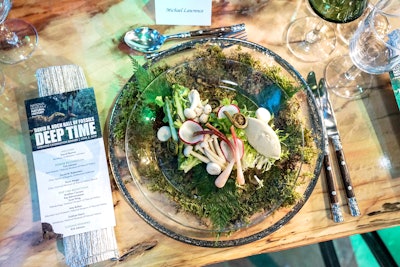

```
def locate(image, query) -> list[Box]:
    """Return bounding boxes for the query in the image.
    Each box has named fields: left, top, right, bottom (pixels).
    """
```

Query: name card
left=25, top=88, right=116, bottom=237
left=155, top=0, right=212, bottom=26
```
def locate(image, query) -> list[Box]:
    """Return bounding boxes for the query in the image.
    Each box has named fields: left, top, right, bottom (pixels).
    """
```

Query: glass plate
left=107, top=37, right=324, bottom=247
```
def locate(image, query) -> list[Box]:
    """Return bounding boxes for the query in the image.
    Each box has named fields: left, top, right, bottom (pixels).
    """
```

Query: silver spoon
left=124, top=23, right=245, bottom=53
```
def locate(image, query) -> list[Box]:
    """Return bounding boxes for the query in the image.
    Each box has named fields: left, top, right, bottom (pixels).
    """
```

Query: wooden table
left=1, top=0, right=399, bottom=266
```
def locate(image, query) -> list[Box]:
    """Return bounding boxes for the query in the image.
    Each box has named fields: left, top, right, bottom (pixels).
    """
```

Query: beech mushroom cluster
left=183, top=133, right=228, bottom=176
left=183, top=89, right=212, bottom=124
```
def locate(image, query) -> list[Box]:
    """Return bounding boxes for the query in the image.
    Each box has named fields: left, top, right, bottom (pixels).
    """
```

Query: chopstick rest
left=35, top=65, right=119, bottom=267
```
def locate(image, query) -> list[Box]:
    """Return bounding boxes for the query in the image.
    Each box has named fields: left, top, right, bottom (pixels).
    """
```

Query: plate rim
left=106, top=37, right=324, bottom=247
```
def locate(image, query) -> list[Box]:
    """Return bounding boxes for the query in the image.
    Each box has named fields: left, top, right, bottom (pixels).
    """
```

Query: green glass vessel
left=309, top=0, right=369, bottom=23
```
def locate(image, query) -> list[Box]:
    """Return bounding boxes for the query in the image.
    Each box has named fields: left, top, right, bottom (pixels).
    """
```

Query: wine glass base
left=286, top=17, right=336, bottom=62
left=0, top=69, right=5, bottom=95
left=0, top=18, right=38, bottom=64
left=324, top=55, right=372, bottom=99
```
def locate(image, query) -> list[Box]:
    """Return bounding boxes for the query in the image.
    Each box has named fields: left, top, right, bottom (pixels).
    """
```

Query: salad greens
left=116, top=45, right=319, bottom=232
left=155, top=83, right=281, bottom=188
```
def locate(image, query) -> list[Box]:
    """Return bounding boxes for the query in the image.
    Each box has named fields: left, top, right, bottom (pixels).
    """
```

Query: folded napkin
left=36, top=65, right=119, bottom=266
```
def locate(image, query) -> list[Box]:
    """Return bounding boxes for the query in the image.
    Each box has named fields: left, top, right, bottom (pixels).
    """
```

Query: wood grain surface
left=1, top=0, right=400, bottom=266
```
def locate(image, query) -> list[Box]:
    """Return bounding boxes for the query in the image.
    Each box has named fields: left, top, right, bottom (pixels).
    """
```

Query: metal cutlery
left=320, top=80, right=361, bottom=217
left=124, top=23, right=246, bottom=53
left=145, top=30, right=248, bottom=60
left=307, top=72, right=344, bottom=223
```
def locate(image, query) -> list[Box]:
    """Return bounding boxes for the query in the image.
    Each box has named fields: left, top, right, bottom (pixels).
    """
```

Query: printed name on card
left=155, top=0, right=212, bottom=26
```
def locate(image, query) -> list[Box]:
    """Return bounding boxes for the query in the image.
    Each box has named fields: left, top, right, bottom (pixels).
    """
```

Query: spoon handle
left=167, top=23, right=245, bottom=39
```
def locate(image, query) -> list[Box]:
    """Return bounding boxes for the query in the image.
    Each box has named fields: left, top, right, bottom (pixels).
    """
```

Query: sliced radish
left=220, top=138, right=244, bottom=161
left=205, top=123, right=236, bottom=159
left=217, top=104, right=240, bottom=119
left=178, top=120, right=204, bottom=144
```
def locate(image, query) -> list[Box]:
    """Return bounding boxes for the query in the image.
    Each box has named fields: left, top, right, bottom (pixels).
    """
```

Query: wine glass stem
left=0, top=23, right=19, bottom=46
left=343, top=64, right=361, bottom=81
left=305, top=21, right=323, bottom=44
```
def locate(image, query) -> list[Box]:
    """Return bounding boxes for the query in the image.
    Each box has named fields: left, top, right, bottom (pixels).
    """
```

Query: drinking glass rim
left=370, top=7, right=400, bottom=53
left=375, top=0, right=400, bottom=17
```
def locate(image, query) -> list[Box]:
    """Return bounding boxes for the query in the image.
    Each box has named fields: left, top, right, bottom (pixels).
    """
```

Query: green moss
left=114, top=45, right=318, bottom=232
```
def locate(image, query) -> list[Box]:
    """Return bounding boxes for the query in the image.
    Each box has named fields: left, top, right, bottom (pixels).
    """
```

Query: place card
left=155, top=0, right=212, bottom=26
left=25, top=88, right=115, bottom=237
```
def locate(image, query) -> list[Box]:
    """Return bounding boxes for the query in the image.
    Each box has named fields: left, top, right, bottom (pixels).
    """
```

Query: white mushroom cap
left=188, top=89, right=200, bottom=104
left=184, top=108, right=197, bottom=119
left=199, top=113, right=209, bottom=124
left=195, top=106, right=203, bottom=116
left=183, top=145, right=194, bottom=157
left=255, top=107, right=271, bottom=122
left=157, top=125, right=172, bottom=142
left=206, top=162, right=222, bottom=175
left=203, top=104, right=212, bottom=114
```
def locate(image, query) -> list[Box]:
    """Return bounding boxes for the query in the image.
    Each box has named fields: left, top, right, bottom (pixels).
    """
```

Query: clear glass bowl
left=107, top=37, right=324, bottom=247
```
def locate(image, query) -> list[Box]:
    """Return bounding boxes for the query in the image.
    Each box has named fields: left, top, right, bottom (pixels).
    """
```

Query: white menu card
left=155, top=0, right=212, bottom=26
left=25, top=88, right=115, bottom=237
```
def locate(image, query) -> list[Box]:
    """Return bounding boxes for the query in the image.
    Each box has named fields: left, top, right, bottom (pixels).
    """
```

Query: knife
left=320, top=79, right=361, bottom=217
left=307, top=72, right=344, bottom=223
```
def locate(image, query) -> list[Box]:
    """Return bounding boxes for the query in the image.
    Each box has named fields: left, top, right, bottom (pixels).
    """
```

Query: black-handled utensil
left=321, top=83, right=361, bottom=217
left=307, top=72, right=344, bottom=223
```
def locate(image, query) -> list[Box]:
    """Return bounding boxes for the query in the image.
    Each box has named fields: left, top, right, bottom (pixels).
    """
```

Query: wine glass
left=336, top=3, right=375, bottom=45
left=324, top=0, right=400, bottom=98
left=0, top=0, right=38, bottom=65
left=286, top=0, right=369, bottom=62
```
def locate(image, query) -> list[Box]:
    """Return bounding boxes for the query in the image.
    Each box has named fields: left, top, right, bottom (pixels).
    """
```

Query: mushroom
left=184, top=90, right=201, bottom=119
left=194, top=144, right=205, bottom=154
left=157, top=125, right=172, bottom=142
left=200, top=135, right=226, bottom=168
left=183, top=145, right=210, bottom=163
left=255, top=107, right=271, bottom=123
left=203, top=146, right=226, bottom=168
left=206, top=162, right=222, bottom=175
left=199, top=113, right=209, bottom=124
left=211, top=135, right=226, bottom=161
left=195, top=106, right=203, bottom=116
left=203, top=104, right=212, bottom=114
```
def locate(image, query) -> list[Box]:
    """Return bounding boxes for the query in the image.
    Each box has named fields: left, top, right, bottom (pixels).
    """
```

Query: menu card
left=389, top=65, right=400, bottom=110
left=25, top=88, right=115, bottom=237
left=155, top=0, right=212, bottom=26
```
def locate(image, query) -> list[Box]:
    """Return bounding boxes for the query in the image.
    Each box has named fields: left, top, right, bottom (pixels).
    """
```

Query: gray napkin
left=36, top=65, right=118, bottom=267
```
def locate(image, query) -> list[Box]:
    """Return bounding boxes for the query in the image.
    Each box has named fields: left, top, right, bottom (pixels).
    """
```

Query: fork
left=145, top=30, right=248, bottom=60
left=307, top=72, right=344, bottom=223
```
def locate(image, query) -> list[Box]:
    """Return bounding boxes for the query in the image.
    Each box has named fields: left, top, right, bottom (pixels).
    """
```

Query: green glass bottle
left=308, top=0, right=369, bottom=23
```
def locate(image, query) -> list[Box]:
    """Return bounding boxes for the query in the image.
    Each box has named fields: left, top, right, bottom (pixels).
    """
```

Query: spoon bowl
left=124, top=27, right=167, bottom=53
left=124, top=23, right=245, bottom=53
